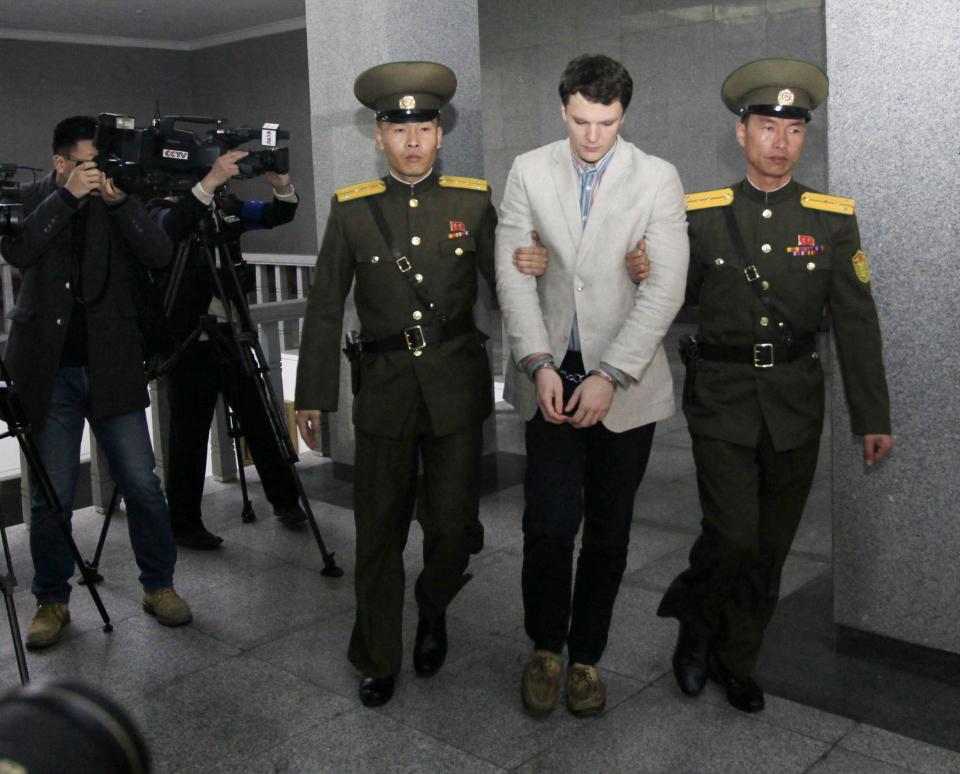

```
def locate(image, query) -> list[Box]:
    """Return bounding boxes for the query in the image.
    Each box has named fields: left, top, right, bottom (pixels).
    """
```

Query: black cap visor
left=743, top=104, right=812, bottom=122
left=376, top=109, right=440, bottom=123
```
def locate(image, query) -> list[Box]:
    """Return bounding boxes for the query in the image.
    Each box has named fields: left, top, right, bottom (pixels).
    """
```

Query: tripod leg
left=3, top=586, right=30, bottom=684
left=0, top=521, right=30, bottom=683
left=233, top=335, right=342, bottom=576
left=291, top=467, right=343, bottom=578
left=78, top=485, right=119, bottom=586
left=17, top=436, right=113, bottom=632
left=231, top=417, right=256, bottom=524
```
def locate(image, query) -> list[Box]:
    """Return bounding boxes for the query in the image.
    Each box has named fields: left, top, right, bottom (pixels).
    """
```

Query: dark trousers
left=349, top=414, right=484, bottom=679
left=165, top=339, right=296, bottom=533
left=658, top=423, right=820, bottom=678
left=522, top=406, right=655, bottom=666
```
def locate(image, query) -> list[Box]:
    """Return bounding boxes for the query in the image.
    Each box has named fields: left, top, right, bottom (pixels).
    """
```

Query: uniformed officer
left=633, top=58, right=893, bottom=712
left=295, top=61, right=544, bottom=707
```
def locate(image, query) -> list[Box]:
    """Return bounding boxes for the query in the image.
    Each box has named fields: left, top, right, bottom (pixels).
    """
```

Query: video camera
left=0, top=163, right=36, bottom=239
left=94, top=113, right=290, bottom=195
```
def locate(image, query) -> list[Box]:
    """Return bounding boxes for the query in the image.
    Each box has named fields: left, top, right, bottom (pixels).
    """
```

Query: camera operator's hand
left=98, top=173, right=127, bottom=204
left=265, top=171, right=293, bottom=197
left=199, top=150, right=249, bottom=192
left=64, top=161, right=101, bottom=199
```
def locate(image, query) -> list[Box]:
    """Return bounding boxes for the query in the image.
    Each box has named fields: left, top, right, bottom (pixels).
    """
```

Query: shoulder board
left=335, top=179, right=386, bottom=203
left=685, top=188, right=734, bottom=211
left=800, top=192, right=855, bottom=216
left=438, top=175, right=489, bottom=192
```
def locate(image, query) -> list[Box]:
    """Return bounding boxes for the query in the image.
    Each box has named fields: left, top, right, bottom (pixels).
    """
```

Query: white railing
left=0, top=252, right=318, bottom=523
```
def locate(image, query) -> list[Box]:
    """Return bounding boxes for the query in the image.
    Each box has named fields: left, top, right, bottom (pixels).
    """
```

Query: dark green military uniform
left=296, top=171, right=497, bottom=679
left=658, top=59, right=891, bottom=681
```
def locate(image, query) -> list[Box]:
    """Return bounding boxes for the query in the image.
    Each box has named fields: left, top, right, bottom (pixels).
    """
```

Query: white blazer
left=495, top=138, right=689, bottom=432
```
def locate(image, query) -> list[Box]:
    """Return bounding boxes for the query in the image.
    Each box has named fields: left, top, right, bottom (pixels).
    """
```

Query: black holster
left=678, top=334, right=699, bottom=403
left=343, top=331, right=362, bottom=395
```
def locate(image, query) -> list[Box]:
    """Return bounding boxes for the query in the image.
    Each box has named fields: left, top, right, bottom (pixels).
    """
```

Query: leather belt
left=695, top=334, right=817, bottom=368
left=362, top=313, right=476, bottom=354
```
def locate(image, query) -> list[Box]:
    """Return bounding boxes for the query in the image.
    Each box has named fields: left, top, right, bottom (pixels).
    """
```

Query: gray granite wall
left=827, top=2, right=960, bottom=654
left=478, top=0, right=826, bottom=204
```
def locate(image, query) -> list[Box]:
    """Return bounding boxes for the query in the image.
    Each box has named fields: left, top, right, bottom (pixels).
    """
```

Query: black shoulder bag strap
left=722, top=206, right=794, bottom=346
left=365, top=196, right=448, bottom=324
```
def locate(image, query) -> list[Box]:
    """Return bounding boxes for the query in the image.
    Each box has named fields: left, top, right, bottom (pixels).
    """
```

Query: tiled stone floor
left=1, top=334, right=957, bottom=772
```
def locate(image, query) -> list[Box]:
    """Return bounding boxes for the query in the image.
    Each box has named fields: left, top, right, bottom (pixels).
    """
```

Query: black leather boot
left=708, top=652, right=765, bottom=713
left=672, top=623, right=710, bottom=696
left=358, top=675, right=395, bottom=707
left=413, top=613, right=447, bottom=677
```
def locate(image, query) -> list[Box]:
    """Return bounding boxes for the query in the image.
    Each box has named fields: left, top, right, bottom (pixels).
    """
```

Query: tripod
left=0, top=361, right=114, bottom=683
left=140, top=202, right=342, bottom=576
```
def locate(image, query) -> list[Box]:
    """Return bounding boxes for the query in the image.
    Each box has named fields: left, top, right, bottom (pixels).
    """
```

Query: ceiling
left=0, top=0, right=306, bottom=50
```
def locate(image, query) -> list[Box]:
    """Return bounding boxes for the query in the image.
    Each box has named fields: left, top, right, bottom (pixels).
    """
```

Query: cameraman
left=0, top=116, right=192, bottom=650
left=149, top=150, right=304, bottom=550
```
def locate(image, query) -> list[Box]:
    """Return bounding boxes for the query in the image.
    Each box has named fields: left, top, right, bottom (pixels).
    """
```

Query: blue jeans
left=29, top=367, right=177, bottom=603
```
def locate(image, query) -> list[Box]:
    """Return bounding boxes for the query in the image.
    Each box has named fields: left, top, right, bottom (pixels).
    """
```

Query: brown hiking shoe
left=521, top=649, right=564, bottom=718
left=142, top=588, right=192, bottom=626
left=26, top=603, right=70, bottom=650
left=566, top=663, right=606, bottom=717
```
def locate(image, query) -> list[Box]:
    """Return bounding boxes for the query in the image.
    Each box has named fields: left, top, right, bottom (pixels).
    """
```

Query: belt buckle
left=404, top=325, right=426, bottom=352
left=744, top=265, right=760, bottom=283
left=396, top=256, right=412, bottom=273
left=753, top=343, right=774, bottom=368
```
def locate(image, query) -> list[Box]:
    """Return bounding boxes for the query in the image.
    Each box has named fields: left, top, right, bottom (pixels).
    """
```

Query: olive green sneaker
left=26, top=603, right=70, bottom=650
left=566, top=663, right=606, bottom=717
left=142, top=588, right=192, bottom=627
left=521, top=649, right=564, bottom=718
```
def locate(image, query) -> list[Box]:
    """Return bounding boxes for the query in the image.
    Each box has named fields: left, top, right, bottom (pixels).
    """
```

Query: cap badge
left=399, top=95, right=417, bottom=109
left=777, top=89, right=795, bottom=106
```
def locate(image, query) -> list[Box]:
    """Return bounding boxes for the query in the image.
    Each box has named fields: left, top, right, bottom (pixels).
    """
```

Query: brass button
left=760, top=316, right=769, bottom=327
left=762, top=208, right=772, bottom=219
left=811, top=352, right=819, bottom=359
left=371, top=255, right=380, bottom=264
left=761, top=243, right=772, bottom=254
left=412, top=349, right=423, bottom=357
left=409, top=198, right=418, bottom=208
left=65, top=281, right=71, bottom=290
left=715, top=258, right=724, bottom=266
left=411, top=236, right=421, bottom=246
left=454, top=247, right=463, bottom=256
left=806, top=261, right=816, bottom=270
left=414, top=273, right=423, bottom=283
left=412, top=310, right=423, bottom=321
left=55, top=318, right=63, bottom=326
left=761, top=280, right=770, bottom=290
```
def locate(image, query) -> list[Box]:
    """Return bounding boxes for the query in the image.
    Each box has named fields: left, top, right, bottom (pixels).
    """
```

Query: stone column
left=303, top=0, right=489, bottom=467
left=826, top=0, right=960, bottom=654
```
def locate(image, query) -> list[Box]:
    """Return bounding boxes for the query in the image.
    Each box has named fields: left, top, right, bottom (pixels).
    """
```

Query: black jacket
left=148, top=192, right=297, bottom=341
left=0, top=172, right=172, bottom=430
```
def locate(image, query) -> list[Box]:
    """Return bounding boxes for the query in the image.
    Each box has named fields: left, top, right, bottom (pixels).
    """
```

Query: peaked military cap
left=354, top=61, right=457, bottom=123
left=722, top=58, right=828, bottom=121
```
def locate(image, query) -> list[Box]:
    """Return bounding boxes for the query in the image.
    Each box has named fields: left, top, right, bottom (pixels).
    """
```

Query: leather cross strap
left=365, top=195, right=448, bottom=324
left=722, top=206, right=797, bottom=346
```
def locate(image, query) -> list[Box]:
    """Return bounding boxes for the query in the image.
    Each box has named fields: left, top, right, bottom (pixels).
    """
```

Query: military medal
left=448, top=220, right=468, bottom=239
left=786, top=234, right=823, bottom=257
